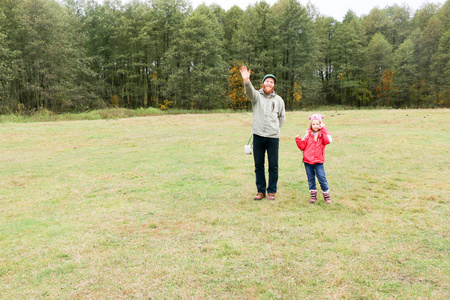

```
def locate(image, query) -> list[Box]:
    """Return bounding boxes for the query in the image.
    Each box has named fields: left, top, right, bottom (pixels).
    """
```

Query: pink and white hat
left=309, top=114, right=324, bottom=123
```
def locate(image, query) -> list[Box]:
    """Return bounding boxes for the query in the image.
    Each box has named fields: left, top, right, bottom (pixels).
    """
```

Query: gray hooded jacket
left=244, top=81, right=286, bottom=138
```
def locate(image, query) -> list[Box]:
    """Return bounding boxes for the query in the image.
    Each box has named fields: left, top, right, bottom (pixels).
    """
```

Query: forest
left=0, top=0, right=449, bottom=114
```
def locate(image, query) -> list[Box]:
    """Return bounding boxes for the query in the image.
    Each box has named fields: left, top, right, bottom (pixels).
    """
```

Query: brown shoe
left=254, top=193, right=265, bottom=200
left=267, top=193, right=276, bottom=201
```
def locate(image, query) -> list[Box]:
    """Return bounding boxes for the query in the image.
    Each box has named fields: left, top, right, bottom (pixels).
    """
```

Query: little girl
left=295, top=114, right=333, bottom=204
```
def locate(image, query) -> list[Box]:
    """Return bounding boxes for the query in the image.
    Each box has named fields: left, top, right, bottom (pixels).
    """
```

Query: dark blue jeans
left=304, top=163, right=329, bottom=192
left=253, top=134, right=279, bottom=194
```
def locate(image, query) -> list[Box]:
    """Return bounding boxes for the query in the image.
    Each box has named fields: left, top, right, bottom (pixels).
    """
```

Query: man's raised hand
left=240, top=66, right=251, bottom=83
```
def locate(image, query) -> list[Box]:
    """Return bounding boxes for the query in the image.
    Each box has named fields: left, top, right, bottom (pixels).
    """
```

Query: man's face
left=263, top=78, right=275, bottom=94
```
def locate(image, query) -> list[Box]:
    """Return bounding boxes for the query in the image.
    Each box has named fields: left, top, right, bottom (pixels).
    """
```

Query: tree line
left=0, top=0, right=448, bottom=114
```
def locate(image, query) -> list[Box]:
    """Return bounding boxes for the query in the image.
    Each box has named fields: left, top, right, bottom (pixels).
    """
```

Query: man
left=240, top=66, right=286, bottom=201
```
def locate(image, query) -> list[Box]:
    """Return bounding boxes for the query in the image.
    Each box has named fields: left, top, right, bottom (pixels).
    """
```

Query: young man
left=240, top=66, right=286, bottom=201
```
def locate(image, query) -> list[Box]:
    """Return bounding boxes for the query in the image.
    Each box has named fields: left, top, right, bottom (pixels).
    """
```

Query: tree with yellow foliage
left=227, top=61, right=250, bottom=110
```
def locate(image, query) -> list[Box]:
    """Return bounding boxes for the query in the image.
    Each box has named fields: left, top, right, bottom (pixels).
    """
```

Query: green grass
left=0, top=105, right=384, bottom=123
left=0, top=109, right=448, bottom=299
left=0, top=107, right=239, bottom=123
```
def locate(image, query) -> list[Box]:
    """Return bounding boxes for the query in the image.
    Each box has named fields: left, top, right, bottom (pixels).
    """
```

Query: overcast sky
left=189, top=0, right=436, bottom=21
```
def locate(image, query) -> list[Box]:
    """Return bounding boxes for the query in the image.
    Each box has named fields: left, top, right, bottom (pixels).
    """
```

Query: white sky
left=189, top=0, right=436, bottom=21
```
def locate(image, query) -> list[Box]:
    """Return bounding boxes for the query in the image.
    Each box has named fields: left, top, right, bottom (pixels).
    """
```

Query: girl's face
left=311, top=120, right=321, bottom=132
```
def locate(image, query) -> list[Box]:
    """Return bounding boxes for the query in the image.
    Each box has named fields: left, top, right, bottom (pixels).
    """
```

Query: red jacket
left=295, top=126, right=332, bottom=164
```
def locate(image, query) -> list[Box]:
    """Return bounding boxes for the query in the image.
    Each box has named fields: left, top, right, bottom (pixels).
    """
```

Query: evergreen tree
left=223, top=5, right=244, bottom=61
left=366, top=32, right=394, bottom=106
left=431, top=29, right=450, bottom=106
left=418, top=14, right=444, bottom=106
left=411, top=2, right=441, bottom=31
left=146, top=0, right=190, bottom=107
left=0, top=0, right=448, bottom=113
left=2, top=0, right=94, bottom=112
left=165, top=4, right=227, bottom=109
left=274, top=0, right=316, bottom=109
left=314, top=16, right=336, bottom=105
left=332, top=17, right=369, bottom=106
left=0, top=9, right=13, bottom=113
left=394, top=38, right=417, bottom=107
left=363, top=8, right=390, bottom=42
left=383, top=4, right=412, bottom=49
left=429, top=1, right=450, bottom=106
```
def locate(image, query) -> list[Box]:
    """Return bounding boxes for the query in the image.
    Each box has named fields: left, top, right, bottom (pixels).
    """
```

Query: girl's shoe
left=323, top=191, right=331, bottom=204
left=309, top=190, right=317, bottom=203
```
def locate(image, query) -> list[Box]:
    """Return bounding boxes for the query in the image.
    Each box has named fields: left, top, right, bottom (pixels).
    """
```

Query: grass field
left=1, top=109, right=449, bottom=299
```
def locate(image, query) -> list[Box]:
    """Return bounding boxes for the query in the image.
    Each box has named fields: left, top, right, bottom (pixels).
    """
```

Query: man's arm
left=279, top=99, right=286, bottom=128
left=240, top=66, right=251, bottom=84
left=240, top=65, right=259, bottom=103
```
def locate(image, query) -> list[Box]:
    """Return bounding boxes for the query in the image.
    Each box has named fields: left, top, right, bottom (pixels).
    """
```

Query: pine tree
left=165, top=4, right=227, bottom=109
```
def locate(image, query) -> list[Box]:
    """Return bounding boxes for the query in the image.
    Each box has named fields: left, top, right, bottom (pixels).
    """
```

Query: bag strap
left=247, top=134, right=253, bottom=146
